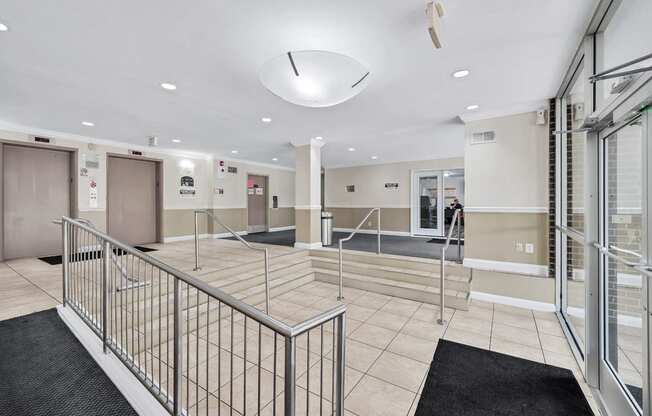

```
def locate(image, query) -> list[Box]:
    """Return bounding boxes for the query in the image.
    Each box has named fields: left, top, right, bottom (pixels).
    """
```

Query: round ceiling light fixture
left=161, top=82, right=177, bottom=91
left=452, top=69, right=470, bottom=78
left=466, top=104, right=479, bottom=110
left=259, top=50, right=370, bottom=108
left=81, top=121, right=94, bottom=127
left=0, top=23, right=8, bottom=32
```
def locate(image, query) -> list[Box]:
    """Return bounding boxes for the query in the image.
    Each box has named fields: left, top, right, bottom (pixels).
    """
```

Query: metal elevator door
left=107, top=156, right=158, bottom=246
left=247, top=175, right=267, bottom=233
left=3, top=145, right=71, bottom=259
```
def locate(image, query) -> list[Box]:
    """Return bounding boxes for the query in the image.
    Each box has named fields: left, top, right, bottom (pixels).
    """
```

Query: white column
left=293, top=139, right=324, bottom=249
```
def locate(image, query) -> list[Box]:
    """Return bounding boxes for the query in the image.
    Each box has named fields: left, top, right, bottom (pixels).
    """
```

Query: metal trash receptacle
left=321, top=212, right=333, bottom=246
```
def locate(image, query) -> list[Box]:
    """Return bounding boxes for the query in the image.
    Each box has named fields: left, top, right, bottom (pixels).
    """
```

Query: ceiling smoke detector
left=426, top=2, right=445, bottom=49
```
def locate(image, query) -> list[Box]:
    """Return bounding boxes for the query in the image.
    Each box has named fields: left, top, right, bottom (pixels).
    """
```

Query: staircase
left=309, top=249, right=472, bottom=310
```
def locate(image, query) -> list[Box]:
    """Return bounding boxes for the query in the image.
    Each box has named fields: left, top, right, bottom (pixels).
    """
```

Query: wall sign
left=88, top=177, right=98, bottom=209
left=385, top=182, right=399, bottom=190
left=179, top=175, right=196, bottom=198
left=216, top=160, right=226, bottom=179
left=345, top=185, right=355, bottom=193
left=228, top=166, right=238, bottom=174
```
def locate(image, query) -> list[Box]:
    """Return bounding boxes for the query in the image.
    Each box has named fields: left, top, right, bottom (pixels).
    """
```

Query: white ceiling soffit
left=0, top=0, right=595, bottom=168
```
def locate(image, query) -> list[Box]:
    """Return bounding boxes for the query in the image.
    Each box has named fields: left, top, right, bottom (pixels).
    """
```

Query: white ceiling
left=0, top=0, right=595, bottom=168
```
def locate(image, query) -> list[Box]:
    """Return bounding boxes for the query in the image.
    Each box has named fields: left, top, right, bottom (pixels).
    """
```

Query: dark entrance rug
left=225, top=229, right=296, bottom=247
left=38, top=246, right=157, bottom=265
left=0, top=309, right=138, bottom=416
left=415, top=340, right=593, bottom=416
left=427, top=237, right=464, bottom=245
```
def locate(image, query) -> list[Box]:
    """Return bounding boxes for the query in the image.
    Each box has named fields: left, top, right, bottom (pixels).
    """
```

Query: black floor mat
left=427, top=237, right=464, bottom=245
left=415, top=340, right=593, bottom=416
left=38, top=246, right=157, bottom=265
left=0, top=309, right=138, bottom=416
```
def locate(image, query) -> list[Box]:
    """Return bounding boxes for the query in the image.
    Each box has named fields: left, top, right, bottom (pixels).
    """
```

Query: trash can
left=321, top=212, right=333, bottom=246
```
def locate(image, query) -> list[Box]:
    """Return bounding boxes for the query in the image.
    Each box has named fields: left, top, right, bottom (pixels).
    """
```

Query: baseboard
left=470, top=291, right=555, bottom=312
left=163, top=231, right=248, bottom=242
left=57, top=305, right=169, bottom=416
left=163, top=233, right=211, bottom=243
left=269, top=225, right=296, bottom=232
left=294, top=241, right=323, bottom=249
left=463, top=258, right=548, bottom=277
left=213, top=231, right=247, bottom=239
left=333, top=227, right=411, bottom=237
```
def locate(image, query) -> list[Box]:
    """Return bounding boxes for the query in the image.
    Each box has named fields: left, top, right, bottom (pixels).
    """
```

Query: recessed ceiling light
left=0, top=23, right=8, bottom=32
left=172, top=139, right=181, bottom=143
left=81, top=121, right=94, bottom=127
left=161, top=82, right=177, bottom=91
left=371, top=156, right=378, bottom=160
left=348, top=147, right=356, bottom=152
left=452, top=70, right=470, bottom=78
left=466, top=104, right=479, bottom=110
left=272, top=157, right=278, bottom=161
left=231, top=150, right=239, bottom=154
left=261, top=117, right=272, bottom=123
left=314, top=136, right=323, bottom=141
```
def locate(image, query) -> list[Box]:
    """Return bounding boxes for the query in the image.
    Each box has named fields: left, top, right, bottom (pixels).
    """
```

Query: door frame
left=246, top=172, right=269, bottom=234
left=106, top=153, right=163, bottom=244
left=410, top=169, right=444, bottom=237
left=0, top=140, right=78, bottom=261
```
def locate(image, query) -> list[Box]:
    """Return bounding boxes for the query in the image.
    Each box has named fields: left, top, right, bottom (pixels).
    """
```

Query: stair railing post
left=173, top=278, right=183, bottom=416
left=62, top=219, right=68, bottom=307
left=457, top=214, right=462, bottom=263
left=438, top=246, right=446, bottom=325
left=335, top=313, right=347, bottom=416
left=338, top=240, right=344, bottom=301
left=102, top=240, right=110, bottom=353
left=193, top=210, right=201, bottom=271
left=376, top=208, right=381, bottom=255
left=264, top=248, right=270, bottom=314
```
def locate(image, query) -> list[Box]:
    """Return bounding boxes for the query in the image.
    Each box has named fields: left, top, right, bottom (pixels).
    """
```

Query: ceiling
left=0, top=0, right=595, bottom=168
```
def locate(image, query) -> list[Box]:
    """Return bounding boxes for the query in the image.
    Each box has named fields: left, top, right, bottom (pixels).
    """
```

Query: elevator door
left=247, top=175, right=268, bottom=233
left=3, top=145, right=71, bottom=259
left=107, top=156, right=158, bottom=245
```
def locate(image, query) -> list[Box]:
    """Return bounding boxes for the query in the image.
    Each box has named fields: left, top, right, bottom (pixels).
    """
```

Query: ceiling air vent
left=470, top=131, right=495, bottom=145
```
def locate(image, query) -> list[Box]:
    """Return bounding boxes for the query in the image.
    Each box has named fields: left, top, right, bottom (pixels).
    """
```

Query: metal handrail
left=337, top=207, right=380, bottom=300
left=53, top=218, right=146, bottom=291
left=193, top=209, right=271, bottom=314
left=60, top=216, right=347, bottom=415
left=437, top=208, right=462, bottom=325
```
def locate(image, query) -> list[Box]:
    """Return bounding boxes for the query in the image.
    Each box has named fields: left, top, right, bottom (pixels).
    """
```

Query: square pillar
left=293, top=139, right=323, bottom=249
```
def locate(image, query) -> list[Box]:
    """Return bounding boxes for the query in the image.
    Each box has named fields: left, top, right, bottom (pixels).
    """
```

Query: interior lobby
left=0, top=1, right=651, bottom=415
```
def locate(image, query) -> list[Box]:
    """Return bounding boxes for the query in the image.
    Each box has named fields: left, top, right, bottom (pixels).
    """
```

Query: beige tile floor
left=0, top=239, right=603, bottom=416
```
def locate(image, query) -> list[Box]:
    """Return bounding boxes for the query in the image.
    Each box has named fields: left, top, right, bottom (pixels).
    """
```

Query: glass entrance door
left=598, top=111, right=650, bottom=415
left=412, top=170, right=443, bottom=236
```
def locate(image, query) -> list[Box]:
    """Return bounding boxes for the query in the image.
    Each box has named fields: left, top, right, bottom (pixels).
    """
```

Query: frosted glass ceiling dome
left=259, top=50, right=370, bottom=108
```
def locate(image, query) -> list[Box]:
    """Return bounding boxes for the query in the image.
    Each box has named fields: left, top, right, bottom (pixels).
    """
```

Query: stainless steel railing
left=192, top=209, right=271, bottom=314
left=337, top=208, right=380, bottom=300
left=60, top=216, right=346, bottom=416
left=437, top=208, right=462, bottom=325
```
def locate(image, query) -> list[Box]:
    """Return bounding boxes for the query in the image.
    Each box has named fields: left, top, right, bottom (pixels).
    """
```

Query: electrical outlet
left=516, top=242, right=524, bottom=252
left=525, top=243, right=534, bottom=254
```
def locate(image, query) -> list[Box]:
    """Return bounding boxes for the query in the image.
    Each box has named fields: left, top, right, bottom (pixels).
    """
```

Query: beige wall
left=472, top=270, right=555, bottom=304
left=0, top=129, right=295, bottom=240
left=324, top=158, right=464, bottom=233
left=465, top=212, right=548, bottom=265
left=326, top=207, right=410, bottom=233
left=325, top=157, right=464, bottom=209
left=465, top=112, right=548, bottom=209
left=463, top=111, right=549, bottom=271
